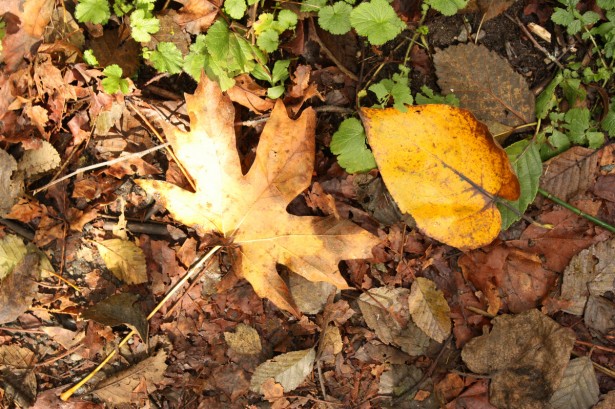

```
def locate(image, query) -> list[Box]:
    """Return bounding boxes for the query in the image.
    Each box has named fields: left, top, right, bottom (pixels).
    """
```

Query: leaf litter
left=1, top=1, right=615, bottom=407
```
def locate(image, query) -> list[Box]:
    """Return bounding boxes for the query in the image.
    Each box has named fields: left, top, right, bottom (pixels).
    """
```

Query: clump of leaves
left=368, top=65, right=413, bottom=112
left=101, top=64, right=130, bottom=94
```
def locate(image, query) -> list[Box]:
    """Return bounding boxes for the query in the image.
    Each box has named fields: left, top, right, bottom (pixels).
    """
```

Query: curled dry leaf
left=137, top=76, right=378, bottom=315
left=408, top=277, right=451, bottom=343
left=361, top=104, right=520, bottom=250
left=250, top=348, right=316, bottom=395
left=93, top=239, right=147, bottom=285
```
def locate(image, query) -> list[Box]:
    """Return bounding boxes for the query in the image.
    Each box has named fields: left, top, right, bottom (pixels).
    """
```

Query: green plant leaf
left=257, top=29, right=279, bottom=52
left=75, top=0, right=111, bottom=24
left=318, top=3, right=352, bottom=35
left=330, top=118, right=377, bottom=173
left=350, top=0, right=406, bottom=45
left=415, top=86, right=460, bottom=106
left=271, top=59, right=291, bottom=84
left=145, top=42, right=183, bottom=74
left=535, top=73, right=563, bottom=119
left=130, top=9, right=160, bottom=42
left=183, top=35, right=208, bottom=80
left=113, top=0, right=133, bottom=16
left=83, top=49, right=99, bottom=66
left=301, top=0, right=327, bottom=12
left=498, top=140, right=542, bottom=230
left=267, top=85, right=285, bottom=99
left=254, top=13, right=275, bottom=35
left=278, top=9, right=298, bottom=31
left=224, top=0, right=247, bottom=19
left=101, top=65, right=130, bottom=94
left=551, top=8, right=575, bottom=28
left=425, top=0, right=469, bottom=16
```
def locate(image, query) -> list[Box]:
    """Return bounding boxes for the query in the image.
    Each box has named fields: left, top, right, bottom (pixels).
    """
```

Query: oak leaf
left=360, top=104, right=520, bottom=250
left=137, top=76, right=378, bottom=315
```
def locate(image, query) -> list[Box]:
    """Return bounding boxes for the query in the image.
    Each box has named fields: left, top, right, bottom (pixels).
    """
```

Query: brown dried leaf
left=250, top=348, right=315, bottom=395
left=226, top=74, right=274, bottom=114
left=94, top=239, right=147, bottom=284
left=174, top=0, right=219, bottom=34
left=584, top=296, right=615, bottom=335
left=89, top=28, right=140, bottom=77
left=92, top=350, right=167, bottom=405
left=461, top=310, right=575, bottom=409
left=433, top=43, right=535, bottom=132
left=561, top=238, right=615, bottom=315
left=540, top=147, right=599, bottom=201
left=18, top=140, right=60, bottom=180
left=549, top=357, right=599, bottom=409
left=408, top=277, right=451, bottom=343
left=464, top=0, right=517, bottom=21
left=224, top=323, right=262, bottom=355
left=82, top=293, right=148, bottom=343
left=0, top=150, right=24, bottom=217
left=0, top=344, right=37, bottom=406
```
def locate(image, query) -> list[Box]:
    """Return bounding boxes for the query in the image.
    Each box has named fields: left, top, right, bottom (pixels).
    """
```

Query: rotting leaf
left=224, top=323, right=262, bottom=355
left=461, top=309, right=575, bottom=409
left=17, top=140, right=61, bottom=181
left=250, top=348, right=316, bottom=395
left=0, top=149, right=24, bottom=217
left=408, top=277, right=451, bottom=343
left=360, top=104, right=520, bottom=250
left=82, top=293, right=148, bottom=343
left=540, top=146, right=599, bottom=202
left=561, top=238, right=615, bottom=316
left=549, top=357, right=599, bottom=409
left=0, top=344, right=37, bottom=406
left=137, top=76, right=378, bottom=315
left=358, top=287, right=431, bottom=356
left=92, top=349, right=167, bottom=405
left=94, top=239, right=147, bottom=285
left=433, top=43, right=535, bottom=134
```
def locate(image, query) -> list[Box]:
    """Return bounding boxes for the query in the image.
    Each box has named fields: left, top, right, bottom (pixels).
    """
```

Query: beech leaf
left=137, top=76, right=378, bottom=315
left=250, top=348, right=316, bottom=394
left=550, top=357, right=599, bottom=409
left=360, top=104, right=520, bottom=250
left=408, top=277, right=451, bottom=343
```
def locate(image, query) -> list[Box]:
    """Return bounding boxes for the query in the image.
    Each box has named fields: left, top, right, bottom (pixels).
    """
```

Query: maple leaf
left=137, top=76, right=378, bottom=315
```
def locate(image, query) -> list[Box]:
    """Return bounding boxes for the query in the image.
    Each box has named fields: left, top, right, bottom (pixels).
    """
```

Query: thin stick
left=308, top=18, right=359, bottom=82
left=59, top=245, right=222, bottom=401
left=538, top=188, right=615, bottom=233
left=32, top=144, right=169, bottom=195
left=505, top=14, right=564, bottom=69
left=126, top=100, right=196, bottom=191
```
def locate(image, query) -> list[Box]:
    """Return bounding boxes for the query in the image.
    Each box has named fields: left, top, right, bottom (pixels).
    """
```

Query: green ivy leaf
left=75, top=0, right=111, bottom=24
left=425, top=0, right=469, bottom=16
left=83, top=49, right=99, bottom=66
left=318, top=3, right=352, bottom=35
left=145, top=42, right=183, bottom=74
left=257, top=29, right=279, bottom=52
left=498, top=140, right=542, bottom=230
left=101, top=65, right=130, bottom=94
left=330, top=118, right=377, bottom=173
left=130, top=9, right=160, bottom=42
left=224, top=0, right=247, bottom=19
left=350, top=0, right=406, bottom=45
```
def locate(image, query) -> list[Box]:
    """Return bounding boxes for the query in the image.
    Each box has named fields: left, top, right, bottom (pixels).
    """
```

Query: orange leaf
left=137, top=76, right=378, bottom=315
left=360, top=104, right=520, bottom=250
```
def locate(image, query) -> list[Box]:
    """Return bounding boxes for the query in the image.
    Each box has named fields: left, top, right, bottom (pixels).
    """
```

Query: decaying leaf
left=408, top=277, right=451, bottom=343
left=463, top=0, right=517, bottom=21
left=289, top=271, right=336, bottom=315
left=360, top=104, right=520, bottom=250
left=224, top=323, right=262, bottom=355
left=561, top=238, right=615, bottom=316
left=317, top=324, right=343, bottom=360
left=17, top=140, right=61, bottom=180
left=250, top=348, right=316, bottom=395
left=540, top=146, right=599, bottom=202
left=461, top=309, right=575, bottom=409
left=94, top=239, right=147, bottom=285
left=549, top=357, right=599, bottom=409
left=584, top=296, right=615, bottom=335
left=0, top=149, right=24, bottom=217
left=433, top=43, right=535, bottom=134
left=82, top=293, right=148, bottom=343
left=92, top=349, right=167, bottom=405
left=378, top=364, right=423, bottom=398
left=0, top=344, right=37, bottom=407
left=137, top=76, right=378, bottom=315
left=358, top=287, right=431, bottom=356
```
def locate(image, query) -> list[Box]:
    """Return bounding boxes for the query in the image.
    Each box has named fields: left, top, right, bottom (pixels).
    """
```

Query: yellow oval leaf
left=360, top=104, right=520, bottom=250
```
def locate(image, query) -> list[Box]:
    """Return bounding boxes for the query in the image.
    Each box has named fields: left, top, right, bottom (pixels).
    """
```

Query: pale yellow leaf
left=408, top=277, right=451, bottom=343
left=94, top=239, right=147, bottom=284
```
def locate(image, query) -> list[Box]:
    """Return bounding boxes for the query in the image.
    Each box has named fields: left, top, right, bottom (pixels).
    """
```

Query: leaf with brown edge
left=137, top=76, right=378, bottom=316
left=360, top=104, right=520, bottom=250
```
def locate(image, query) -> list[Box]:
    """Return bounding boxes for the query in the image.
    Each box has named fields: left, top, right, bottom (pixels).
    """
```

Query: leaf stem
left=59, top=245, right=222, bottom=401
left=538, top=188, right=615, bottom=233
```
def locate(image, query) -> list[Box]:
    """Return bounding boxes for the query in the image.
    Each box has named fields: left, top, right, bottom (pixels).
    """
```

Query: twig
left=308, top=18, right=359, bottom=82
left=31, top=143, right=169, bottom=195
left=35, top=345, right=84, bottom=367
left=0, top=218, right=35, bottom=241
left=538, top=188, right=615, bottom=234
left=505, top=14, right=564, bottom=69
left=575, top=340, right=615, bottom=354
left=60, top=245, right=222, bottom=401
left=126, top=99, right=196, bottom=191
